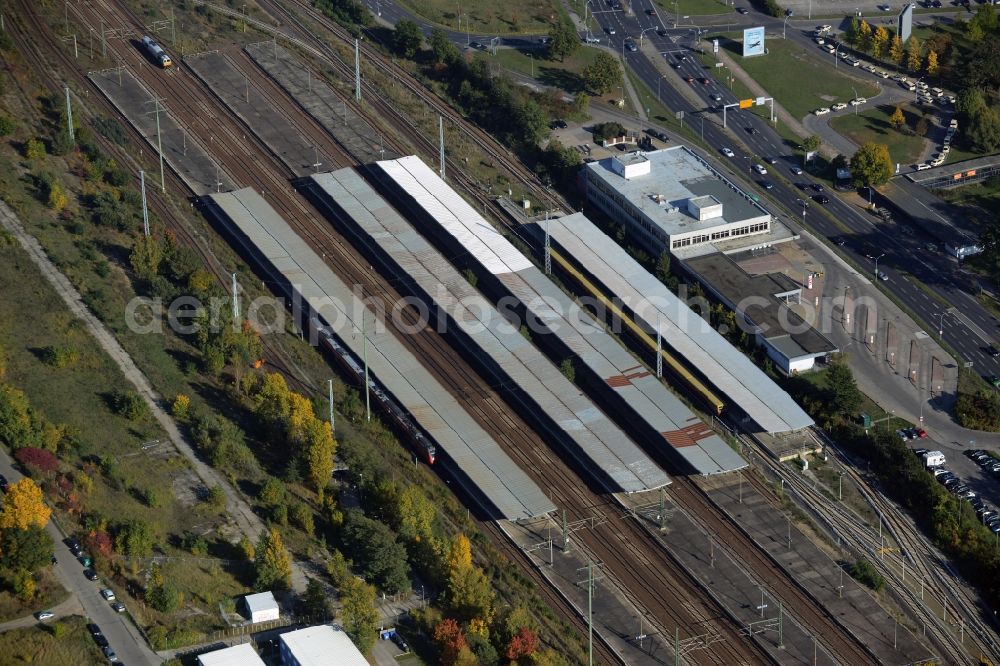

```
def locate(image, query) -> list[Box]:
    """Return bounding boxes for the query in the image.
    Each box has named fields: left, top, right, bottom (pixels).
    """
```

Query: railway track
left=742, top=430, right=1000, bottom=663
left=37, top=1, right=778, bottom=662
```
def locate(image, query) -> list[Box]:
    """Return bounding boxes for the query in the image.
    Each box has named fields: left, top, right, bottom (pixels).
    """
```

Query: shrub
left=0, top=115, right=15, bottom=136
left=109, top=389, right=147, bottom=421
left=292, top=502, right=315, bottom=535
left=849, top=558, right=885, bottom=592
left=40, top=344, right=78, bottom=368
left=24, top=138, right=45, bottom=160
left=14, top=447, right=59, bottom=476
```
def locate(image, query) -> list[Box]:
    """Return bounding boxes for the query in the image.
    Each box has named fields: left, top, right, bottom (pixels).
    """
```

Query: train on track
left=314, top=320, right=437, bottom=465
left=140, top=36, right=172, bottom=68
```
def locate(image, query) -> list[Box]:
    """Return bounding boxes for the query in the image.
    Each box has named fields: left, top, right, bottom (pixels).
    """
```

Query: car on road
left=646, top=8, right=657, bottom=14
left=606, top=26, right=616, bottom=35
left=752, top=163, right=767, bottom=175
left=469, top=42, right=484, bottom=50
left=790, top=166, right=803, bottom=175
left=710, top=93, right=723, bottom=102
left=699, top=77, right=710, bottom=85
left=850, top=97, right=867, bottom=106
left=812, top=183, right=824, bottom=192
left=626, top=40, right=638, bottom=52
left=737, top=6, right=749, bottom=13
left=760, top=180, right=774, bottom=190
left=550, top=119, right=568, bottom=129
left=84, top=569, right=99, bottom=581
left=745, top=126, right=758, bottom=135
left=876, top=70, right=890, bottom=78
left=392, top=632, right=410, bottom=652
left=685, top=75, right=695, bottom=83
left=878, top=271, right=889, bottom=281
left=815, top=37, right=825, bottom=45
left=915, top=428, right=927, bottom=438
left=879, top=3, right=892, bottom=9
left=35, top=611, right=55, bottom=621
left=721, top=147, right=735, bottom=157
left=813, top=107, right=831, bottom=115
left=832, top=102, right=848, bottom=111
left=989, top=375, right=1000, bottom=388
left=817, top=24, right=832, bottom=32
left=657, top=27, right=667, bottom=36
left=813, top=194, right=830, bottom=204
left=100, top=588, right=116, bottom=601
left=987, top=345, right=1000, bottom=358
left=584, top=35, right=602, bottom=43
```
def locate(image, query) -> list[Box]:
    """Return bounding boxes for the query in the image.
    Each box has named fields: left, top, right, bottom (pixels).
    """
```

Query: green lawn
left=829, top=104, right=927, bottom=166
left=724, top=38, right=880, bottom=120
left=935, top=177, right=1000, bottom=229
left=394, top=0, right=560, bottom=34
left=484, top=45, right=604, bottom=92
left=0, top=615, right=105, bottom=665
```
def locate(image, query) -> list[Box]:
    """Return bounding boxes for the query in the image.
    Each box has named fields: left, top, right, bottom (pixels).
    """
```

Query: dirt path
left=0, top=200, right=307, bottom=594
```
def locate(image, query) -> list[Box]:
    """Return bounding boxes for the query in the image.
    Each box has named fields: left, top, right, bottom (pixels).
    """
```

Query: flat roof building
left=279, top=625, right=367, bottom=666
left=243, top=591, right=279, bottom=624
left=196, top=644, right=266, bottom=666
left=685, top=253, right=838, bottom=374
left=584, top=146, right=772, bottom=256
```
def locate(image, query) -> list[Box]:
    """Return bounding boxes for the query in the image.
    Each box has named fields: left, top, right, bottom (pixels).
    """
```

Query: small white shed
left=244, top=591, right=280, bottom=623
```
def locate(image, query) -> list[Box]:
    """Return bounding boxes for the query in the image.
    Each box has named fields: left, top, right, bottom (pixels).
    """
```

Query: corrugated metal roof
left=207, top=188, right=555, bottom=520
left=546, top=213, right=814, bottom=434
left=309, top=170, right=669, bottom=493
left=374, top=157, right=747, bottom=476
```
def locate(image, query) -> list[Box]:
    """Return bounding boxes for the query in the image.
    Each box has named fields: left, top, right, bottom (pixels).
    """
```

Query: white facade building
left=584, top=147, right=773, bottom=256
left=244, top=591, right=280, bottom=624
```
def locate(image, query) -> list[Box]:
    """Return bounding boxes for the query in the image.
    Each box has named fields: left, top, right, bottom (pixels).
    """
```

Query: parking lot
left=910, top=440, right=1000, bottom=534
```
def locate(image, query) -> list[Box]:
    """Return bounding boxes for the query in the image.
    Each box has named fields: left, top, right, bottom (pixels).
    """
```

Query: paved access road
left=0, top=452, right=161, bottom=665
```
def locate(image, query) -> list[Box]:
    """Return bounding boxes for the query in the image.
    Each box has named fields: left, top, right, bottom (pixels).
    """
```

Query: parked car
left=111, top=602, right=126, bottom=613
left=84, top=569, right=99, bottom=581
left=813, top=107, right=831, bottom=115
left=550, top=119, right=568, bottom=129
left=391, top=632, right=410, bottom=653
left=0, top=474, right=8, bottom=492
left=35, top=611, right=55, bottom=621
left=100, top=589, right=116, bottom=601
left=737, top=6, right=749, bottom=13
left=103, top=645, right=119, bottom=663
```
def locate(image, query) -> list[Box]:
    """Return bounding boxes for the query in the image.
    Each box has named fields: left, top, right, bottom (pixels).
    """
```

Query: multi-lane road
left=582, top=0, right=1000, bottom=383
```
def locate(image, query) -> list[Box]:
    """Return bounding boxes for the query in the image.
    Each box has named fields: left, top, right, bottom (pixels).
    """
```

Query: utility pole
left=312, top=146, right=322, bottom=174
left=587, top=561, right=593, bottom=666
left=171, top=8, right=176, bottom=43
left=354, top=39, right=361, bottom=101
left=140, top=170, right=150, bottom=237
left=544, top=211, right=551, bottom=275
left=328, top=379, right=335, bottom=435
left=659, top=488, right=667, bottom=530
left=363, top=311, right=370, bottom=421
left=439, top=116, right=445, bottom=179
left=656, top=315, right=662, bottom=378
left=145, top=98, right=167, bottom=192
left=231, top=273, right=240, bottom=325
left=64, top=87, right=74, bottom=143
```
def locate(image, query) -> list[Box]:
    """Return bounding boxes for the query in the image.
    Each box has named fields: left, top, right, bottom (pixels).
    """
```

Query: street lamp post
left=915, top=77, right=923, bottom=104
left=796, top=198, right=808, bottom=225
left=937, top=312, right=946, bottom=335
left=783, top=15, right=791, bottom=39
left=852, top=86, right=859, bottom=114
left=874, top=253, right=885, bottom=280
left=639, top=27, right=656, bottom=48
left=834, top=42, right=840, bottom=69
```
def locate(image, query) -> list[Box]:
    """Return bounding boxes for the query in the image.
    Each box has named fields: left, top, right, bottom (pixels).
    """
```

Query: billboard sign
left=897, top=3, right=914, bottom=43
left=743, top=26, right=765, bottom=57
left=713, top=39, right=719, bottom=53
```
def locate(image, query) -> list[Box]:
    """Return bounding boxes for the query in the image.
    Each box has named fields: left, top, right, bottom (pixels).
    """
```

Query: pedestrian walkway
left=0, top=596, right=82, bottom=633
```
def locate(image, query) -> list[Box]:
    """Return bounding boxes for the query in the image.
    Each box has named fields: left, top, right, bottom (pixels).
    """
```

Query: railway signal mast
left=64, top=86, right=74, bottom=143
left=139, top=170, right=149, bottom=237
left=439, top=116, right=445, bottom=179
left=354, top=39, right=361, bottom=101
left=144, top=97, right=168, bottom=192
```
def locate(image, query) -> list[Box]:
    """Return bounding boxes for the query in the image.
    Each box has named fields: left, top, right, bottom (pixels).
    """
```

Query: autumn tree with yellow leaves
left=445, top=534, right=493, bottom=622
left=0, top=478, right=51, bottom=530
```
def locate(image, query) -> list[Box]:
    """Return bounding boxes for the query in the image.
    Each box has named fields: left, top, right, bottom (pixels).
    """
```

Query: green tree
left=825, top=357, right=863, bottom=416
left=254, top=527, right=292, bottom=590
left=303, top=418, right=336, bottom=495
left=341, top=576, right=379, bottom=654
left=393, top=19, right=423, bottom=59
left=582, top=52, right=623, bottom=94
left=24, top=138, right=45, bottom=160
left=340, top=510, right=410, bottom=593
left=0, top=385, right=42, bottom=450
left=872, top=25, right=889, bottom=59
left=0, top=526, right=53, bottom=572
left=926, top=49, right=939, bottom=75
left=906, top=37, right=922, bottom=72
left=130, top=235, right=163, bottom=281
left=511, top=99, right=549, bottom=146
left=574, top=91, right=590, bottom=115
left=548, top=17, right=579, bottom=62
left=850, top=142, right=893, bottom=188
left=302, top=577, right=330, bottom=621
left=429, top=28, right=458, bottom=64
left=889, top=106, right=906, bottom=131
left=0, top=114, right=14, bottom=136
left=803, top=135, right=821, bottom=153
left=116, top=519, right=154, bottom=557
left=967, top=105, right=1000, bottom=152
left=655, top=252, right=673, bottom=283
left=889, top=34, right=904, bottom=64
left=846, top=17, right=860, bottom=46
left=147, top=568, right=182, bottom=613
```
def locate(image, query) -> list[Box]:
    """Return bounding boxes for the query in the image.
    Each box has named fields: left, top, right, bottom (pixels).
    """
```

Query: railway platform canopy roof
left=206, top=187, right=556, bottom=521
left=544, top=213, right=814, bottom=435
left=374, top=156, right=747, bottom=476
left=308, top=169, right=669, bottom=493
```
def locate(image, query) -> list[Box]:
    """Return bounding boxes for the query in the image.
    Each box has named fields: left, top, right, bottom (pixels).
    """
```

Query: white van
left=923, top=451, right=946, bottom=467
